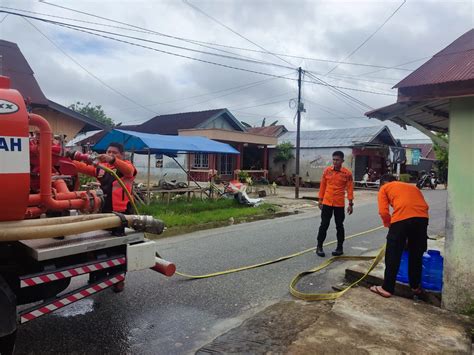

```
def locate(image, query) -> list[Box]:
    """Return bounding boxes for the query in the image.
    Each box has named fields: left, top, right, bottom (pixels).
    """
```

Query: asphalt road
left=16, top=189, right=446, bottom=355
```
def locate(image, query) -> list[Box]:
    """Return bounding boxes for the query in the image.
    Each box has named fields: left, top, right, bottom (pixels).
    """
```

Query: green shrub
left=399, top=174, right=411, bottom=182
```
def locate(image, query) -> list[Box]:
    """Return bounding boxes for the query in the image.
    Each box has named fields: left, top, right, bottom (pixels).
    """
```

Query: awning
left=93, top=129, right=240, bottom=155
left=365, top=99, right=450, bottom=133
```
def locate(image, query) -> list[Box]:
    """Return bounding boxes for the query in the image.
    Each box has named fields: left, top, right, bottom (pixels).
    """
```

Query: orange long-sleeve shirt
left=318, top=166, right=354, bottom=207
left=378, top=181, right=429, bottom=227
left=73, top=158, right=136, bottom=178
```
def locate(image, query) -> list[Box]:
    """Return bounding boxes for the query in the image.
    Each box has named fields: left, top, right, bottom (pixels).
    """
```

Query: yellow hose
left=101, top=164, right=386, bottom=301
left=176, top=226, right=384, bottom=278
left=98, top=165, right=140, bottom=215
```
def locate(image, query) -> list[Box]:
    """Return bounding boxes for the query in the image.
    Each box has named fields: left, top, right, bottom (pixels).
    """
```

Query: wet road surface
left=16, top=190, right=446, bottom=354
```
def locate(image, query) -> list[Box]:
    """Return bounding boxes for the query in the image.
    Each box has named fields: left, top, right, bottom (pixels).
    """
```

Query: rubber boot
left=332, top=245, right=344, bottom=256
left=316, top=245, right=325, bottom=257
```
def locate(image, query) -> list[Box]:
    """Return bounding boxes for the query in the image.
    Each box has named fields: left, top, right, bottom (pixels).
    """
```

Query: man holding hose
left=69, top=142, right=137, bottom=218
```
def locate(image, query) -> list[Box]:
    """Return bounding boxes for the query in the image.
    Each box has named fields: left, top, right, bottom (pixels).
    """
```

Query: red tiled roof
left=246, top=125, right=288, bottom=137
left=0, top=40, right=48, bottom=105
left=394, top=29, right=474, bottom=88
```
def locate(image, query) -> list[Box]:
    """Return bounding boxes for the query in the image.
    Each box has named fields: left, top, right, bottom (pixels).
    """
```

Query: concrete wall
left=443, top=97, right=474, bottom=312
left=269, top=147, right=354, bottom=183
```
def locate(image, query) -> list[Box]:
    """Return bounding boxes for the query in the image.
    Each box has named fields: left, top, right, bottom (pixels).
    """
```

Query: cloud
left=0, top=0, right=471, bottom=139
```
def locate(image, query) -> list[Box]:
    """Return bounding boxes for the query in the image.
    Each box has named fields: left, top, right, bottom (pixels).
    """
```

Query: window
left=155, top=154, right=163, bottom=168
left=218, top=154, right=233, bottom=175
left=193, top=153, right=209, bottom=168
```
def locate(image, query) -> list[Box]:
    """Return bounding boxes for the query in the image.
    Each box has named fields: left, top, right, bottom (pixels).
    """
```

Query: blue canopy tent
left=93, top=129, right=239, bottom=155
left=93, top=129, right=240, bottom=202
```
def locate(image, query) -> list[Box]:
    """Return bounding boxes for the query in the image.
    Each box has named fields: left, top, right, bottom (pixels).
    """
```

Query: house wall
left=133, top=153, right=188, bottom=183
left=443, top=96, right=474, bottom=312
left=269, top=147, right=354, bottom=183
left=33, top=107, right=85, bottom=141
left=205, top=116, right=235, bottom=130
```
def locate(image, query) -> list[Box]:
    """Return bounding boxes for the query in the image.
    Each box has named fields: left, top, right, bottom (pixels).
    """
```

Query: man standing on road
left=316, top=151, right=354, bottom=257
left=370, top=174, right=429, bottom=298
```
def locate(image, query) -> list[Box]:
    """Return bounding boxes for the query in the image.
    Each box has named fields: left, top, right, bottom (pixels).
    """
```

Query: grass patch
left=139, top=197, right=278, bottom=228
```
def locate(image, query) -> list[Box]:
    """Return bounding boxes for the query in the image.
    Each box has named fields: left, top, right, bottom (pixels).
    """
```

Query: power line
left=34, top=2, right=284, bottom=67
left=305, top=71, right=373, bottom=112
left=357, top=56, right=430, bottom=77
left=2, top=10, right=294, bottom=71
left=2, top=10, right=299, bottom=81
left=109, top=72, right=294, bottom=113
left=229, top=98, right=291, bottom=111
left=22, top=17, right=158, bottom=115
left=325, top=0, right=406, bottom=75
left=6, top=10, right=396, bottom=98
left=32, top=2, right=417, bottom=72
left=182, top=0, right=295, bottom=68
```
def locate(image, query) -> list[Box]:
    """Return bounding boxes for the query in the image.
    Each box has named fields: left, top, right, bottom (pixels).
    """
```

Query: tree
left=433, top=133, right=448, bottom=184
left=274, top=142, right=294, bottom=164
left=68, top=101, right=114, bottom=127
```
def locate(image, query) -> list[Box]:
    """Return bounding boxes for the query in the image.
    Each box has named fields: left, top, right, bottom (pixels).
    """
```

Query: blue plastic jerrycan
left=422, top=250, right=444, bottom=291
left=396, top=250, right=409, bottom=283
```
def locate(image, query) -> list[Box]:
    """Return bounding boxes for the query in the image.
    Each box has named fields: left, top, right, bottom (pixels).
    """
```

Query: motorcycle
left=158, top=173, right=188, bottom=190
left=416, top=172, right=437, bottom=190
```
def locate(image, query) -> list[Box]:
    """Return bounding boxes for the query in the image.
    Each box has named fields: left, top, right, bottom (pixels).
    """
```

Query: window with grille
left=219, top=154, right=233, bottom=175
left=193, top=153, right=209, bottom=168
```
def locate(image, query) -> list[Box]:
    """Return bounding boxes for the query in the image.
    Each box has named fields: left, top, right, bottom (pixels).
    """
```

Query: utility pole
left=295, top=67, right=302, bottom=199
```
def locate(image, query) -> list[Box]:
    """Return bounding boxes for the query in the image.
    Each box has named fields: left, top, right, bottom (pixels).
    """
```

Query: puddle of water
left=54, top=298, right=95, bottom=317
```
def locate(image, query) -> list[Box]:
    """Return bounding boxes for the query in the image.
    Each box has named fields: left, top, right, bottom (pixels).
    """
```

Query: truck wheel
left=112, top=281, right=125, bottom=293
left=0, top=330, right=17, bottom=355
left=0, top=275, right=16, bottom=355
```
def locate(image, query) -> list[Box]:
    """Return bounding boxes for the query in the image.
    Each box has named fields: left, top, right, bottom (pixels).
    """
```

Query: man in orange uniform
left=72, top=142, right=137, bottom=216
left=370, top=174, right=429, bottom=298
left=316, top=151, right=354, bottom=257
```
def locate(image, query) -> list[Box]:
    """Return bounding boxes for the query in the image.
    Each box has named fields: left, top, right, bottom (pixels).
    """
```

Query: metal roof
left=246, top=125, right=288, bottom=137
left=134, top=108, right=245, bottom=135
left=365, top=99, right=450, bottom=133
left=278, top=126, right=397, bottom=148
left=394, top=29, right=474, bottom=88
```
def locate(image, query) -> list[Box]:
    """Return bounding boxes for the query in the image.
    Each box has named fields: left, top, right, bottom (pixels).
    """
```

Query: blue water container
left=396, top=250, right=409, bottom=283
left=422, top=250, right=443, bottom=291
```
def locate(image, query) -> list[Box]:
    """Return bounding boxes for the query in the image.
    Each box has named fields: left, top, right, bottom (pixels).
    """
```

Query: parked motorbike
left=416, top=171, right=437, bottom=190
left=158, top=173, right=188, bottom=190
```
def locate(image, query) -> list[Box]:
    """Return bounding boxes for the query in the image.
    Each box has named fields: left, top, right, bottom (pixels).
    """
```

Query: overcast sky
left=0, top=0, right=472, bottom=139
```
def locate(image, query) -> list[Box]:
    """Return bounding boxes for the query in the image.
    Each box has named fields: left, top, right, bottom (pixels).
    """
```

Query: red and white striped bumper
left=19, top=273, right=125, bottom=324
left=20, top=257, right=126, bottom=288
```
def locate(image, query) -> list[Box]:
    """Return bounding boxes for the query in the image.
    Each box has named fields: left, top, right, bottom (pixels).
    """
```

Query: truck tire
left=0, top=330, right=16, bottom=355
left=0, top=276, right=16, bottom=355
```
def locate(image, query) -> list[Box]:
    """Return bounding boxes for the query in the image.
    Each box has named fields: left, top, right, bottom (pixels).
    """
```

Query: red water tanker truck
left=0, top=76, right=174, bottom=354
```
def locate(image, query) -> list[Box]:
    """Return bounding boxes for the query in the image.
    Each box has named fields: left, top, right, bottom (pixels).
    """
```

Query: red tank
left=0, top=76, right=30, bottom=221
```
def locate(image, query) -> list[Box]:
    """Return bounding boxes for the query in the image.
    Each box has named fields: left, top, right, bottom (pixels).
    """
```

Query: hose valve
left=129, top=215, right=165, bottom=235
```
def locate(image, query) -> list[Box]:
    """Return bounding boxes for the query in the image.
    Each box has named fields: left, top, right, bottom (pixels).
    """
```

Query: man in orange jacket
left=370, top=174, right=429, bottom=298
left=72, top=142, right=137, bottom=216
left=316, top=151, right=354, bottom=257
